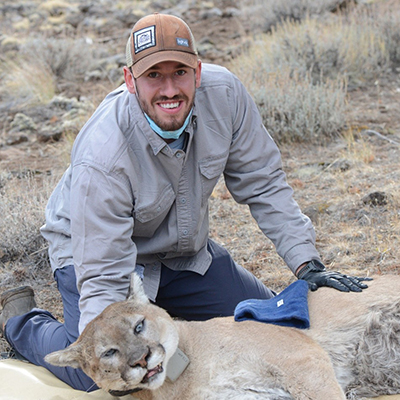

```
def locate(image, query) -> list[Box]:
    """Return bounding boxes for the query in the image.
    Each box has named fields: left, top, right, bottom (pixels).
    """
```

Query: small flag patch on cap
left=176, top=38, right=189, bottom=47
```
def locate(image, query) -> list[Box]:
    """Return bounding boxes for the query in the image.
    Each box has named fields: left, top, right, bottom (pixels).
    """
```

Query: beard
left=136, top=87, right=195, bottom=131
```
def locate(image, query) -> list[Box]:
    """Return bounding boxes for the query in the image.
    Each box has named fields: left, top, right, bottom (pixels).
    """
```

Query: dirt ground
left=1, top=0, right=400, bottom=363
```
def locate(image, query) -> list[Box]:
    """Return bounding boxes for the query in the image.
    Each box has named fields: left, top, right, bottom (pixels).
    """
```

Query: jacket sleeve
left=70, top=163, right=136, bottom=333
left=224, top=74, right=320, bottom=273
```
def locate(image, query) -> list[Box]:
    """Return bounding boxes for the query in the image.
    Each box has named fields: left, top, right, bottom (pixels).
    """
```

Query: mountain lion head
left=45, top=274, right=179, bottom=396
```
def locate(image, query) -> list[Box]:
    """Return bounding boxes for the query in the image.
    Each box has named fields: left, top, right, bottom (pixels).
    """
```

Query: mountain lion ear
left=44, top=343, right=83, bottom=370
left=128, top=272, right=150, bottom=305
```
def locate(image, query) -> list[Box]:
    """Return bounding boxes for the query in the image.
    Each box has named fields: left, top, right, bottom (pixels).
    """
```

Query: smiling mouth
left=159, top=101, right=180, bottom=109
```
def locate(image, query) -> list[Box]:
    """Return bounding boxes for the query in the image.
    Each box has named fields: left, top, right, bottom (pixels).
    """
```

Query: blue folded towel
left=234, top=280, right=310, bottom=329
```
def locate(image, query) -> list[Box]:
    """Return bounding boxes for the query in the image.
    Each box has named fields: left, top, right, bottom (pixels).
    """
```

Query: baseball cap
left=126, top=13, right=199, bottom=78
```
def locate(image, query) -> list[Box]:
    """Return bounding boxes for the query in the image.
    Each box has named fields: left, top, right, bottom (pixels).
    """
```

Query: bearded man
left=0, top=13, right=368, bottom=391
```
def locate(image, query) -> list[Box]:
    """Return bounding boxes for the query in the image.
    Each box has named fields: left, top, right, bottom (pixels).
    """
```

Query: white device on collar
left=166, top=348, right=190, bottom=382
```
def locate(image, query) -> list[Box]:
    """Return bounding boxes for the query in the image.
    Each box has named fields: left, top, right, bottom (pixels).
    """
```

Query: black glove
left=297, top=260, right=372, bottom=292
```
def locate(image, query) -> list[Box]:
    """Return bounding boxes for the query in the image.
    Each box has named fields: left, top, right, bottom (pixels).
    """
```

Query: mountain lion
left=45, top=274, right=400, bottom=399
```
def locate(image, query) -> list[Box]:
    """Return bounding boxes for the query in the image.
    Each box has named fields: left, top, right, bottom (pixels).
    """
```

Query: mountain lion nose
left=130, top=347, right=150, bottom=368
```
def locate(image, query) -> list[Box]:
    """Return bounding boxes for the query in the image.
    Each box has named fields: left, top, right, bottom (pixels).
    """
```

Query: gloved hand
left=297, top=260, right=372, bottom=292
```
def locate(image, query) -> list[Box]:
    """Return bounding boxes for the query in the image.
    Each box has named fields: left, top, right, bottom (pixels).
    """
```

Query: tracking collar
left=166, top=347, right=190, bottom=382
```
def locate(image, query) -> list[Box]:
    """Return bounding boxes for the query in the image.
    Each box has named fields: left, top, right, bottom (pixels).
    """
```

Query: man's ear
left=123, top=66, right=136, bottom=94
left=195, top=60, right=202, bottom=89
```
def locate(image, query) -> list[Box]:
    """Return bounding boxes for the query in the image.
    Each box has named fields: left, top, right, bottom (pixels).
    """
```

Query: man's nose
left=159, top=76, right=179, bottom=98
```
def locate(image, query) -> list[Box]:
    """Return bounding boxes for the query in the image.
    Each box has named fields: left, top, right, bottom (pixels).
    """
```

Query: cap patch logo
left=176, top=37, right=189, bottom=47
left=134, top=25, right=156, bottom=54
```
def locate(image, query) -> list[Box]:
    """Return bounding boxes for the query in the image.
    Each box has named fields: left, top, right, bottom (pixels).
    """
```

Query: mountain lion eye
left=134, top=320, right=144, bottom=334
left=102, top=348, right=118, bottom=358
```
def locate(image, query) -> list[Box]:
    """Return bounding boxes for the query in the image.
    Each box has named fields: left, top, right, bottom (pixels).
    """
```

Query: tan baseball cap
left=126, top=13, right=199, bottom=78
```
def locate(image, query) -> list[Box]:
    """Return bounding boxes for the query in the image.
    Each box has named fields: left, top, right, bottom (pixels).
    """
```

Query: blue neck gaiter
left=144, top=109, right=193, bottom=140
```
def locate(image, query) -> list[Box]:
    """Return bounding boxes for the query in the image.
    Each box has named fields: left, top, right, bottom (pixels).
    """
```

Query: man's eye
left=176, top=70, right=186, bottom=76
left=148, top=72, right=159, bottom=78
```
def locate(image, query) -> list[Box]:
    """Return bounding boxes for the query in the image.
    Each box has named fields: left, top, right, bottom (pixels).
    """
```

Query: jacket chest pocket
left=199, top=153, right=227, bottom=207
left=132, top=184, right=175, bottom=238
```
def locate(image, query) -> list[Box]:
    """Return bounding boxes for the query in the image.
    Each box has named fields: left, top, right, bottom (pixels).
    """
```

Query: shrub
left=231, top=34, right=347, bottom=143
left=0, top=171, right=57, bottom=284
left=0, top=37, right=97, bottom=109
left=372, top=0, right=400, bottom=68
left=240, top=0, right=346, bottom=33
left=250, top=13, right=389, bottom=86
left=19, top=38, right=95, bottom=83
left=0, top=56, right=56, bottom=107
left=250, top=69, right=347, bottom=143
left=231, top=1, right=398, bottom=143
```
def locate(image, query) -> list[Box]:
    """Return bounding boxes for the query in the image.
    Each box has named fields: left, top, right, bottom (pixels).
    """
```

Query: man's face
left=125, top=60, right=202, bottom=132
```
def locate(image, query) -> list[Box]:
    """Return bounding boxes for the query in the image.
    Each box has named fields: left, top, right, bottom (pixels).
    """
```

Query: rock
left=12, top=17, right=30, bottom=30
left=200, top=7, right=223, bottom=19
left=64, top=11, right=84, bottom=28
left=10, top=113, right=37, bottom=133
left=38, top=0, right=76, bottom=16
left=108, top=68, right=124, bottom=84
left=329, top=158, right=353, bottom=172
left=0, top=36, right=22, bottom=51
left=114, top=9, right=143, bottom=27
left=293, top=164, right=322, bottom=179
left=223, top=7, right=241, bottom=17
left=303, top=202, right=330, bottom=223
left=37, top=130, right=63, bottom=143
left=362, top=191, right=388, bottom=207
left=49, top=96, right=82, bottom=111
left=84, top=69, right=104, bottom=81
left=97, top=53, right=125, bottom=69
left=5, top=135, right=29, bottom=146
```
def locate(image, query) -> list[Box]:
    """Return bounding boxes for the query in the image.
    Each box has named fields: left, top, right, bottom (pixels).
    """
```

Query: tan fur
left=45, top=275, right=400, bottom=399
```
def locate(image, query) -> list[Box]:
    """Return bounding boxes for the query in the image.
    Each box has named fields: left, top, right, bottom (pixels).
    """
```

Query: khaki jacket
left=41, top=63, right=319, bottom=332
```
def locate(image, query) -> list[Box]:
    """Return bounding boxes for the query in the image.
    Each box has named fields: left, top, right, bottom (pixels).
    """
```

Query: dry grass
left=235, top=66, right=347, bottom=143
left=0, top=34, right=113, bottom=110
left=0, top=57, right=56, bottom=108
left=208, top=132, right=400, bottom=296
left=231, top=0, right=400, bottom=143
left=266, top=11, right=389, bottom=85
left=240, top=0, right=345, bottom=33
left=1, top=0, right=400, bottom=370
left=19, top=38, right=96, bottom=84
left=0, top=171, right=58, bottom=286
left=317, top=183, right=400, bottom=274
left=209, top=179, right=293, bottom=293
left=341, top=129, right=376, bottom=164
left=372, top=0, right=400, bottom=67
left=0, top=0, right=398, bottom=295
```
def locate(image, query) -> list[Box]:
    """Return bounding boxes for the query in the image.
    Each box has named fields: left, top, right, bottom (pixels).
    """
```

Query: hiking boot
left=0, top=286, right=36, bottom=337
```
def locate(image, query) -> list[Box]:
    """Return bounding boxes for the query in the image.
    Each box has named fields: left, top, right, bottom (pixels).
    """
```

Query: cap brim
left=131, top=50, right=198, bottom=78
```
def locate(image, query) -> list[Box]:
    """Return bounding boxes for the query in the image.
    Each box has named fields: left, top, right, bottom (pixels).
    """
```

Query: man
left=0, top=13, right=368, bottom=391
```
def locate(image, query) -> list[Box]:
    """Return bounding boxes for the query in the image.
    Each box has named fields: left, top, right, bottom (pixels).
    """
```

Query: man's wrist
left=295, top=262, right=307, bottom=277
left=296, top=260, right=326, bottom=279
